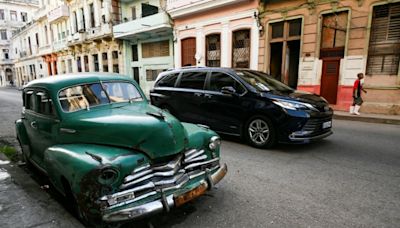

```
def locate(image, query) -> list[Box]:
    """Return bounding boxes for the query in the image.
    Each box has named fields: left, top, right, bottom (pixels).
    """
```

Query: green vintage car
left=15, top=73, right=227, bottom=224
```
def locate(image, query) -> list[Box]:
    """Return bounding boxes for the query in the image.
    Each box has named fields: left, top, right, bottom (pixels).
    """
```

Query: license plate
left=174, top=182, right=208, bottom=207
left=322, top=121, right=332, bottom=129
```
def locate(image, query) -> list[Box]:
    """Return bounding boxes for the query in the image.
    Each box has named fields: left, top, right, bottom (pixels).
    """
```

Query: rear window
left=178, top=72, right=207, bottom=90
left=155, top=73, right=179, bottom=87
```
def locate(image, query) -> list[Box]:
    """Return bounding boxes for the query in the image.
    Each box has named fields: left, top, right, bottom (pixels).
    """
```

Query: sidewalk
left=333, top=111, right=400, bottom=125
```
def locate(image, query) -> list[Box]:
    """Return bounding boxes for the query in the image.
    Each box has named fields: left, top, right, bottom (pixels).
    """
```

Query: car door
left=203, top=71, right=247, bottom=135
left=22, top=89, right=37, bottom=161
left=24, top=89, right=59, bottom=168
left=174, top=71, right=209, bottom=124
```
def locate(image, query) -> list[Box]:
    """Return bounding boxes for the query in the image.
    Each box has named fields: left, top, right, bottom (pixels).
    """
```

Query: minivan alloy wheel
left=248, top=119, right=270, bottom=145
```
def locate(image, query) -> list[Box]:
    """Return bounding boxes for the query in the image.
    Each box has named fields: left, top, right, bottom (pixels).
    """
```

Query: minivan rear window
left=178, top=72, right=207, bottom=90
left=156, top=73, right=179, bottom=87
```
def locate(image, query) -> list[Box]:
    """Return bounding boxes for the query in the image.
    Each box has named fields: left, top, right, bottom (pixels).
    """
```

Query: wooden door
left=181, top=38, right=196, bottom=67
left=320, top=59, right=340, bottom=104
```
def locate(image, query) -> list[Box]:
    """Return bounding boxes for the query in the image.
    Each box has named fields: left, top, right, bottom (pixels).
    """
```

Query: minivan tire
left=244, top=115, right=276, bottom=149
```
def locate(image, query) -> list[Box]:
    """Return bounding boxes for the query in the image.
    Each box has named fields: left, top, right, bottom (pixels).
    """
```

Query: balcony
left=166, top=0, right=247, bottom=18
left=48, top=4, right=69, bottom=24
left=33, top=6, right=47, bottom=21
left=113, top=12, right=172, bottom=40
left=53, top=39, right=67, bottom=52
left=86, top=23, right=113, bottom=41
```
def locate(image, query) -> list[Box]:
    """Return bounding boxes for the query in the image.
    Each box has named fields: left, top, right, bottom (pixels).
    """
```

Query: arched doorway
left=5, top=68, right=13, bottom=85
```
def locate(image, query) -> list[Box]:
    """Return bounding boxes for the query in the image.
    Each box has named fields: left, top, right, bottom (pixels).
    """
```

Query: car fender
left=182, top=123, right=220, bottom=156
left=15, top=119, right=29, bottom=145
left=43, top=144, right=148, bottom=200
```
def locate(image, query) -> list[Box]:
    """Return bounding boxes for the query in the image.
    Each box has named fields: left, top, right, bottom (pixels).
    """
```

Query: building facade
left=0, top=0, right=38, bottom=87
left=168, top=0, right=260, bottom=70
left=11, top=0, right=125, bottom=87
left=258, top=0, right=400, bottom=114
left=113, top=0, right=173, bottom=96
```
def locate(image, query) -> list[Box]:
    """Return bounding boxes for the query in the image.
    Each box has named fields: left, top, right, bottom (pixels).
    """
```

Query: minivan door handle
left=30, top=121, right=37, bottom=130
left=194, top=92, right=203, bottom=97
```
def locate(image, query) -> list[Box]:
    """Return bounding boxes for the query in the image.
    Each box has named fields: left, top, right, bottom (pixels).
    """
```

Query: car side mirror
left=221, top=86, right=236, bottom=95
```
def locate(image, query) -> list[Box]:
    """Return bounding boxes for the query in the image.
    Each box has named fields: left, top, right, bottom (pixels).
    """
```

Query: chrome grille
left=100, top=149, right=220, bottom=210
left=302, top=117, right=332, bottom=132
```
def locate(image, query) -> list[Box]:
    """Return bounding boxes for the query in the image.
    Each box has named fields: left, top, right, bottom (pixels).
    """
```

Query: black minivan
left=150, top=67, right=333, bottom=148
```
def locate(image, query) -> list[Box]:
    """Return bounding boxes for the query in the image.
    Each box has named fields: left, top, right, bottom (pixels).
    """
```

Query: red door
left=320, top=59, right=340, bottom=104
left=181, top=38, right=196, bottom=66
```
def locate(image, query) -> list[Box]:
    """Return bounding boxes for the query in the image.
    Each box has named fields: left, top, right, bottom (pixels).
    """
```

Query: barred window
left=367, top=3, right=400, bottom=75
left=206, top=34, right=221, bottom=67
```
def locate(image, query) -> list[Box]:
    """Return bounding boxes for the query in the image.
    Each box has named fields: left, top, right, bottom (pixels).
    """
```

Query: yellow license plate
left=174, top=182, right=208, bottom=207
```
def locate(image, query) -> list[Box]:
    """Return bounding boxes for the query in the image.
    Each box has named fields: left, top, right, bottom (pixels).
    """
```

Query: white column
left=98, top=51, right=103, bottom=72
left=196, top=27, right=204, bottom=66
left=108, top=50, right=113, bottom=73
left=250, top=17, right=260, bottom=70
left=221, top=22, right=230, bottom=67
left=88, top=54, right=94, bottom=72
left=173, top=30, right=180, bottom=68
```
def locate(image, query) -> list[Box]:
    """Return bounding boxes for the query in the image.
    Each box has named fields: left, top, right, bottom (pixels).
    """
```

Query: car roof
left=24, top=73, right=133, bottom=91
left=156, top=67, right=246, bottom=82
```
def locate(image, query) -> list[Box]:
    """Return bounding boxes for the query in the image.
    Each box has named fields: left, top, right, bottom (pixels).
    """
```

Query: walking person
left=350, top=73, right=367, bottom=115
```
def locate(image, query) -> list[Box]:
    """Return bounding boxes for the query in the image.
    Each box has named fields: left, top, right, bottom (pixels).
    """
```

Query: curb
left=333, top=114, right=400, bottom=125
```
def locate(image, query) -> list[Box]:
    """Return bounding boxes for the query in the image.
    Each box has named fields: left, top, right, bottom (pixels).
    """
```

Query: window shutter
left=367, top=3, right=400, bottom=75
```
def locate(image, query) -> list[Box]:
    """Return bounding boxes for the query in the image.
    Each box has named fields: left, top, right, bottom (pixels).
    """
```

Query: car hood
left=269, top=90, right=327, bottom=104
left=60, top=103, right=188, bottom=160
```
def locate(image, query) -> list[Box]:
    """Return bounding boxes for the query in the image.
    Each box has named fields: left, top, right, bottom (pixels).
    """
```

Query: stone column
left=196, top=27, right=204, bottom=66
left=221, top=21, right=230, bottom=68
left=250, top=15, right=260, bottom=70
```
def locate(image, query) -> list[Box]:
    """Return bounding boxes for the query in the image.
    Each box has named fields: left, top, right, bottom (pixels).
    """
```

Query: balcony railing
left=113, top=12, right=171, bottom=39
left=48, top=4, right=69, bottom=23
left=53, top=39, right=67, bottom=51
left=166, top=0, right=246, bottom=17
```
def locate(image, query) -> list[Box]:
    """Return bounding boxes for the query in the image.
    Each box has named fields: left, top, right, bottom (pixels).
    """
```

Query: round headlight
left=98, top=168, right=119, bottom=185
left=209, top=136, right=221, bottom=151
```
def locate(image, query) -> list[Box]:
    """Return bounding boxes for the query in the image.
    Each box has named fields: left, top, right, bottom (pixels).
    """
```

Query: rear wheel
left=245, top=116, right=276, bottom=149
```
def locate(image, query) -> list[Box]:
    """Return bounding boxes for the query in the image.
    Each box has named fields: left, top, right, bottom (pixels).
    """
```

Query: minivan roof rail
left=167, top=66, right=207, bottom=71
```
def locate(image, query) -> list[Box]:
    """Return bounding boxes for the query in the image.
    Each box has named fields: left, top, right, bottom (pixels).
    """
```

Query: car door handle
left=194, top=93, right=203, bottom=97
left=30, top=121, right=37, bottom=130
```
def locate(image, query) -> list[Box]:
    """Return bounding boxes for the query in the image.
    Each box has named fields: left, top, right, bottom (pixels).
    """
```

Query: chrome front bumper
left=102, top=163, right=228, bottom=222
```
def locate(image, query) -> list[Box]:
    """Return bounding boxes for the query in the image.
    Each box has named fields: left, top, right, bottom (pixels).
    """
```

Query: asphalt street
left=0, top=88, right=399, bottom=228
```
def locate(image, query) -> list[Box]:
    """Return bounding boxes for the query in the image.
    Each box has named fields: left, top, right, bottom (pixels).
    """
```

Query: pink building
left=167, top=0, right=260, bottom=70
left=258, top=0, right=400, bottom=114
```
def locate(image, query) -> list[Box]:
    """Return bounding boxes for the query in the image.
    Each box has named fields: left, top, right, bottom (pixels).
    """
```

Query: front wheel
left=244, top=116, right=276, bottom=149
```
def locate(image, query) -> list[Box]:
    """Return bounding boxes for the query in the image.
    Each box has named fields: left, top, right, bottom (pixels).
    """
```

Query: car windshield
left=236, top=70, right=294, bottom=92
left=59, top=82, right=143, bottom=112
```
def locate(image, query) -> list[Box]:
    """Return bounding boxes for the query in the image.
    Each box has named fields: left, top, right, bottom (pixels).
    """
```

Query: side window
left=209, top=72, right=245, bottom=94
left=156, top=73, right=179, bottom=87
left=25, top=90, right=35, bottom=110
left=178, top=71, right=207, bottom=90
left=36, top=91, right=54, bottom=116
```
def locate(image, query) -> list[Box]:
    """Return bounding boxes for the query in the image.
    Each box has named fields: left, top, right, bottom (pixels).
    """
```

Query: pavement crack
left=26, top=220, right=55, bottom=228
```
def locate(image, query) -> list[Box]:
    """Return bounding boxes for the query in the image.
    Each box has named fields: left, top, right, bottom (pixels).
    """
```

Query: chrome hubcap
left=248, top=119, right=270, bottom=145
